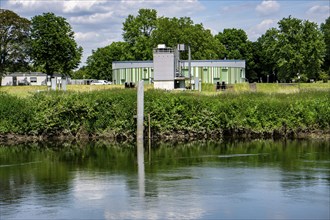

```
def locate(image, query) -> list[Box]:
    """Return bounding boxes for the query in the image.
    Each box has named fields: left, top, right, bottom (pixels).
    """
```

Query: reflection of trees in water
left=0, top=155, right=73, bottom=217
left=0, top=139, right=329, bottom=213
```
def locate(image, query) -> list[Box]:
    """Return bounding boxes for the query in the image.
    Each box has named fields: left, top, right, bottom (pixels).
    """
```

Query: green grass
left=200, top=82, right=330, bottom=94
left=0, top=84, right=154, bottom=98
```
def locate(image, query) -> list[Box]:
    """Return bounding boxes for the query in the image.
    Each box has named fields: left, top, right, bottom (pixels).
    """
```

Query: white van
left=91, top=80, right=111, bottom=85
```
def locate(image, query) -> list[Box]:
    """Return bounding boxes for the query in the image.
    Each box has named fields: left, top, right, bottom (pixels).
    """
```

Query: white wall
left=154, top=81, right=174, bottom=90
left=1, top=76, right=13, bottom=86
left=2, top=75, right=49, bottom=86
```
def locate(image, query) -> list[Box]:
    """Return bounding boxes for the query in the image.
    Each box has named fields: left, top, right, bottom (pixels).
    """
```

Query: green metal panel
left=221, top=69, right=227, bottom=83
left=113, top=63, right=245, bottom=85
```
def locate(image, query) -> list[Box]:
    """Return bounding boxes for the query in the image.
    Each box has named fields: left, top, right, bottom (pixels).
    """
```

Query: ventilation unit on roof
left=157, top=44, right=166, bottom=49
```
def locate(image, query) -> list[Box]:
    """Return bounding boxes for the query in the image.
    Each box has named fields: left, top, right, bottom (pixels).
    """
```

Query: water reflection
left=0, top=140, right=329, bottom=219
left=137, top=141, right=145, bottom=198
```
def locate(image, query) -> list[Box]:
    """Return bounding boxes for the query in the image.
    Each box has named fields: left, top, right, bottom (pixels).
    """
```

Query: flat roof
left=181, top=60, right=245, bottom=68
left=112, top=59, right=245, bottom=69
left=112, top=61, right=153, bottom=69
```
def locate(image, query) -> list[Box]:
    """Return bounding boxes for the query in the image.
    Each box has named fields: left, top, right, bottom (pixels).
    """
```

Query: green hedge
left=0, top=89, right=329, bottom=139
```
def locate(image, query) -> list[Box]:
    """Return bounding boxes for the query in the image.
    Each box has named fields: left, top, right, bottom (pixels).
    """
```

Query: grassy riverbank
left=0, top=85, right=329, bottom=142
left=1, top=82, right=329, bottom=97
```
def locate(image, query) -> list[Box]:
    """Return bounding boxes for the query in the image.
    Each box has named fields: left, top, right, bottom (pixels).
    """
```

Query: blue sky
left=1, top=0, right=329, bottom=66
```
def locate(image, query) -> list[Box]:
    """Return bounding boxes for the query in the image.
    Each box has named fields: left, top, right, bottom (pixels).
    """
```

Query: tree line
left=1, top=8, right=329, bottom=84
left=0, top=9, right=82, bottom=85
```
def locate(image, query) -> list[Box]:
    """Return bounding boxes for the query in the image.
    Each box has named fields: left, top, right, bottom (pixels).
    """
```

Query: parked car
left=90, top=80, right=111, bottom=85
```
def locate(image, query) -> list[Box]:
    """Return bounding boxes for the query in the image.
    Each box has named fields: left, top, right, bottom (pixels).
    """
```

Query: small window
left=30, top=77, right=37, bottom=83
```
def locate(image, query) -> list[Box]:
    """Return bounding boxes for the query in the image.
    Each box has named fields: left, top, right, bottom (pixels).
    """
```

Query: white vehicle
left=91, top=80, right=111, bottom=85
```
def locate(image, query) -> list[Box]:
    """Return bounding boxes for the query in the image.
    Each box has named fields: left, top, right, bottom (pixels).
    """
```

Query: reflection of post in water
left=137, top=80, right=145, bottom=197
left=137, top=141, right=145, bottom=198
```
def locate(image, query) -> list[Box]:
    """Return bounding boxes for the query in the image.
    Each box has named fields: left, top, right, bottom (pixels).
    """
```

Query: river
left=0, top=139, right=329, bottom=219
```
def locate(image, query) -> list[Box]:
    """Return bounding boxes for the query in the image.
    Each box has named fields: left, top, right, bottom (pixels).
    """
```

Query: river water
left=0, top=140, right=329, bottom=219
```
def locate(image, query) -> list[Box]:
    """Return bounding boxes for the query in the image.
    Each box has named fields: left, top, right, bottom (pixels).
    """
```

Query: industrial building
left=112, top=44, right=246, bottom=90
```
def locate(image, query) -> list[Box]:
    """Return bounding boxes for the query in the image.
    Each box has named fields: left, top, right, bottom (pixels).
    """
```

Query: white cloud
left=75, top=32, right=100, bottom=42
left=303, top=4, right=330, bottom=24
left=70, top=11, right=115, bottom=25
left=62, top=0, right=107, bottom=13
left=8, top=0, right=39, bottom=8
left=247, top=19, right=277, bottom=41
left=3, top=0, right=206, bottom=66
left=307, top=5, right=330, bottom=15
left=256, top=19, right=277, bottom=30
left=306, top=5, right=330, bottom=20
left=256, top=1, right=280, bottom=16
left=7, top=0, right=61, bottom=14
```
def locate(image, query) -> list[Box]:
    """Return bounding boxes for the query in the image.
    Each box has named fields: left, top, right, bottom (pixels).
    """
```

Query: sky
left=1, top=0, right=329, bottom=66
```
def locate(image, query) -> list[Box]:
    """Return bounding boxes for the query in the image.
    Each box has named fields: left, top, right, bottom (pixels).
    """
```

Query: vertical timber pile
left=137, top=80, right=145, bottom=197
left=137, top=80, right=144, bottom=144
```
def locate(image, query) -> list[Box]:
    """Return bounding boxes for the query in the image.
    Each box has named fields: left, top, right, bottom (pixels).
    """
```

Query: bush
left=0, top=89, right=329, bottom=139
left=319, top=71, right=329, bottom=83
left=0, top=92, right=33, bottom=134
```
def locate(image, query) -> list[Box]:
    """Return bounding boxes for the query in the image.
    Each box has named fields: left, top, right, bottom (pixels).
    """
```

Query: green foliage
left=321, top=16, right=330, bottom=75
left=30, top=12, right=82, bottom=76
left=0, top=92, right=32, bottom=133
left=319, top=71, right=329, bottom=83
left=215, top=28, right=249, bottom=60
left=85, top=10, right=226, bottom=79
left=28, top=89, right=137, bottom=138
left=71, top=66, right=88, bottom=79
left=122, top=8, right=157, bottom=60
left=86, top=42, right=131, bottom=80
left=258, top=16, right=326, bottom=82
left=152, top=17, right=225, bottom=60
left=0, top=9, right=31, bottom=81
left=0, top=90, right=328, bottom=139
left=84, top=9, right=328, bottom=84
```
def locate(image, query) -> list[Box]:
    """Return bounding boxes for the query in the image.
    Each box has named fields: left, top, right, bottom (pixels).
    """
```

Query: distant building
left=112, top=44, right=246, bottom=90
left=1, top=72, right=67, bottom=86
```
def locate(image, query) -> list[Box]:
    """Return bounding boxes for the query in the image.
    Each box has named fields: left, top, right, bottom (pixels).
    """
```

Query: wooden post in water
left=137, top=80, right=144, bottom=144
left=148, top=113, right=151, bottom=163
left=137, top=80, right=145, bottom=197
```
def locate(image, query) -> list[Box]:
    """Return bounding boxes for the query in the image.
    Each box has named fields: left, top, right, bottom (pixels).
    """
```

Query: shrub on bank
left=0, top=93, right=33, bottom=134
left=0, top=89, right=329, bottom=139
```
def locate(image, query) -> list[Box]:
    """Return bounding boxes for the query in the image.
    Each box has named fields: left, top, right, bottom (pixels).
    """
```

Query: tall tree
left=276, top=17, right=325, bottom=81
left=257, top=28, right=279, bottom=82
left=86, top=42, right=131, bottom=80
left=122, top=9, right=157, bottom=60
left=301, top=20, right=325, bottom=80
left=321, top=16, right=330, bottom=77
left=215, top=28, right=254, bottom=81
left=152, top=17, right=225, bottom=60
left=215, top=28, right=249, bottom=60
left=0, top=9, right=30, bottom=85
left=245, top=41, right=262, bottom=82
left=30, top=12, right=82, bottom=77
left=259, top=16, right=325, bottom=82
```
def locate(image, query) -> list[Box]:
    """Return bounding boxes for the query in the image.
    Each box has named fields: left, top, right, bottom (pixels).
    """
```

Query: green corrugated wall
left=112, top=66, right=244, bottom=85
